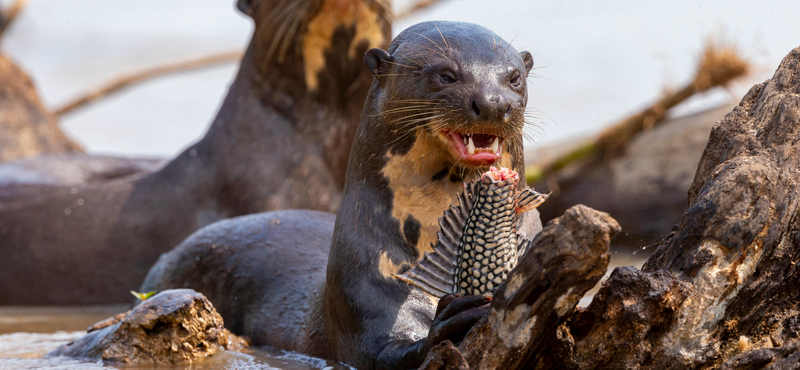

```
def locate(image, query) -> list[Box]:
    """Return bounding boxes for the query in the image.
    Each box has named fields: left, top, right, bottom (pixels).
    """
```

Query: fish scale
left=394, top=167, right=549, bottom=297
left=456, top=176, right=518, bottom=295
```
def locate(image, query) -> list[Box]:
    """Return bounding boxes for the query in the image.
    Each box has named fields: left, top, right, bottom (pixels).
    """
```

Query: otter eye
left=439, top=71, right=457, bottom=84
left=510, top=72, right=521, bottom=86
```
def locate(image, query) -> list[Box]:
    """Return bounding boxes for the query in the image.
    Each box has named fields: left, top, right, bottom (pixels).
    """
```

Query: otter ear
left=364, top=48, right=394, bottom=76
left=520, top=51, right=534, bottom=75
left=237, top=0, right=257, bottom=18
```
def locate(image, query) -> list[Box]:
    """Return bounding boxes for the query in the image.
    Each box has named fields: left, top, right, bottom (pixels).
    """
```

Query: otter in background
left=0, top=0, right=390, bottom=305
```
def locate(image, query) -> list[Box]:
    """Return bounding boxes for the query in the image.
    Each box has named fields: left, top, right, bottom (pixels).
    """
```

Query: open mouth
left=442, top=130, right=503, bottom=166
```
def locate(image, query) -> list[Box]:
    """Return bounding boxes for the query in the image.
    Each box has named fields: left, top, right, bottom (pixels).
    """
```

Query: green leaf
left=130, top=290, right=157, bottom=301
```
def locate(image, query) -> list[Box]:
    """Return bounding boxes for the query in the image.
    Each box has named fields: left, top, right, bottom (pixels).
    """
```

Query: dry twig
left=527, top=42, right=749, bottom=184
left=0, top=0, right=27, bottom=42
left=54, top=50, right=243, bottom=117
left=394, top=0, right=448, bottom=20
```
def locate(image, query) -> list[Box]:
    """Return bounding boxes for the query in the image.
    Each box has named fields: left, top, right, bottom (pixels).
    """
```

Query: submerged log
left=49, top=289, right=246, bottom=365
left=421, top=45, right=800, bottom=369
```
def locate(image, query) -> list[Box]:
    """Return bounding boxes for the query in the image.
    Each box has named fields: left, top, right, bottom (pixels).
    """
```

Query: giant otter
left=142, top=21, right=540, bottom=369
left=0, top=0, right=390, bottom=305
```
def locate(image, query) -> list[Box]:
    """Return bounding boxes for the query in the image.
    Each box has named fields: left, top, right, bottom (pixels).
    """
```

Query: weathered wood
left=419, top=341, right=470, bottom=370
left=54, top=51, right=242, bottom=117
left=721, top=340, right=800, bottom=370
left=451, top=205, right=619, bottom=369
left=0, top=0, right=26, bottom=41
left=0, top=54, right=82, bottom=163
left=532, top=45, right=800, bottom=369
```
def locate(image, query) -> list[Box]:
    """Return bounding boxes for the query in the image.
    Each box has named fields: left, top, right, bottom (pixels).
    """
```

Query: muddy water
left=0, top=251, right=649, bottom=369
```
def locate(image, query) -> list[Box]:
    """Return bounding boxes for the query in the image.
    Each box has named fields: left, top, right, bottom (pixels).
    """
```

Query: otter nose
left=470, top=92, right=511, bottom=122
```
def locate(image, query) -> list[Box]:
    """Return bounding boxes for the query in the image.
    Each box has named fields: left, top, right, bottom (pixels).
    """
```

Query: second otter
left=143, top=21, right=540, bottom=369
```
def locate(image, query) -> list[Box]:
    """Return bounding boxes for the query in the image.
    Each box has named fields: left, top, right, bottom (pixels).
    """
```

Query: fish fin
left=515, top=188, right=550, bottom=259
left=394, top=181, right=479, bottom=297
left=515, top=187, right=550, bottom=214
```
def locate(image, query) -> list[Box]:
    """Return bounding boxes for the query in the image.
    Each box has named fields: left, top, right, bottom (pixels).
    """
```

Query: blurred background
left=3, top=0, right=798, bottom=158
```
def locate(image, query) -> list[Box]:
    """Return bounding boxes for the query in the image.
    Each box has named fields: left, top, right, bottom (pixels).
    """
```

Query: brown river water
left=0, top=251, right=649, bottom=369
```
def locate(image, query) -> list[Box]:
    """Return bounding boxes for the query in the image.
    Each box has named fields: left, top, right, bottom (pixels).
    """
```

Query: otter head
left=237, top=0, right=391, bottom=107
left=364, top=21, right=534, bottom=175
left=352, top=21, right=536, bottom=265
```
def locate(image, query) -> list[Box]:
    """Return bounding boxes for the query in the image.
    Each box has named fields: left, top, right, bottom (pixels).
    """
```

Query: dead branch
left=594, top=42, right=749, bottom=158
left=53, top=50, right=242, bottom=117
left=527, top=42, right=749, bottom=184
left=394, top=0, right=449, bottom=20
left=0, top=0, right=27, bottom=41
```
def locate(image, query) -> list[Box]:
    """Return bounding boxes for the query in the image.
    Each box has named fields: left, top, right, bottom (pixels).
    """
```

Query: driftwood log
left=0, top=54, right=82, bottom=163
left=422, top=45, right=800, bottom=369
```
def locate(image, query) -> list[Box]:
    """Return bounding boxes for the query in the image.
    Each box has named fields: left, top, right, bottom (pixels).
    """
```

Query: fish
left=394, top=166, right=549, bottom=297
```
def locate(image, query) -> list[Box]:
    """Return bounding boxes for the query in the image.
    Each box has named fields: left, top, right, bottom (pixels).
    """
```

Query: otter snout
left=470, top=90, right=513, bottom=123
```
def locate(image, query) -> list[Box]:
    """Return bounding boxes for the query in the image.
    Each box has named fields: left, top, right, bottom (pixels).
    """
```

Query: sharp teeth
left=467, top=136, right=475, bottom=155
left=491, top=137, right=499, bottom=154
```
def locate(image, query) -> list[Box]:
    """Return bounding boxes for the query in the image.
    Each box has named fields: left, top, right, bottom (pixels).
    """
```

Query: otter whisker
left=433, top=22, right=449, bottom=50
left=384, top=113, right=447, bottom=147
left=418, top=45, right=449, bottom=60
left=269, top=2, right=303, bottom=62
left=523, top=118, right=547, bottom=129
left=392, top=115, right=449, bottom=134
left=390, top=111, right=445, bottom=121
left=403, top=56, right=426, bottom=68
left=377, top=108, right=440, bottom=118
left=385, top=100, right=439, bottom=104
left=424, top=118, right=454, bottom=133
left=382, top=107, right=436, bottom=114
left=521, top=124, right=545, bottom=142
left=278, top=2, right=306, bottom=62
left=382, top=60, right=422, bottom=70
left=489, top=25, right=498, bottom=52
left=389, top=109, right=445, bottom=119
left=410, top=31, right=448, bottom=56
left=391, top=114, right=448, bottom=130
left=504, top=32, right=520, bottom=54
left=374, top=74, right=413, bottom=77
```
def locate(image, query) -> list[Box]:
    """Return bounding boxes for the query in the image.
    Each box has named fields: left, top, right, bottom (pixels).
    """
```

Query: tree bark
left=539, top=45, right=800, bottom=369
